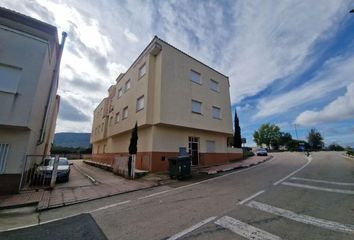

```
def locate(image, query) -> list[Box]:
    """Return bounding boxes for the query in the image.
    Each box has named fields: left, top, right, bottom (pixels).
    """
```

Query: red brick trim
left=91, top=152, right=243, bottom=173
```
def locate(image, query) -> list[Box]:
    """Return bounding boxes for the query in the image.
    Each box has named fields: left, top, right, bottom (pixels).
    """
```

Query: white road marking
left=273, top=155, right=312, bottom=185
left=1, top=200, right=131, bottom=232
left=138, top=190, right=171, bottom=200
left=215, top=216, right=282, bottom=240
left=281, top=182, right=354, bottom=195
left=238, top=190, right=266, bottom=205
left=139, top=158, right=274, bottom=200
left=246, top=201, right=354, bottom=234
left=290, top=177, right=354, bottom=186
left=167, top=216, right=217, bottom=240
left=88, top=200, right=131, bottom=213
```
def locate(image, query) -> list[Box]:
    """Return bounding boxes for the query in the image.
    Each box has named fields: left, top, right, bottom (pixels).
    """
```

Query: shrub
left=243, top=151, right=255, bottom=158
left=346, top=147, right=354, bottom=156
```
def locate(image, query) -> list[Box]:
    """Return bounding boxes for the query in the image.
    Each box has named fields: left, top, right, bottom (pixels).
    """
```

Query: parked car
left=256, top=148, right=268, bottom=156
left=35, top=157, right=71, bottom=182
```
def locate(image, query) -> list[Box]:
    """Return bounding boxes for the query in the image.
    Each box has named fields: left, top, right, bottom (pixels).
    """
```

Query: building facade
left=91, top=36, right=242, bottom=172
left=0, top=7, right=65, bottom=194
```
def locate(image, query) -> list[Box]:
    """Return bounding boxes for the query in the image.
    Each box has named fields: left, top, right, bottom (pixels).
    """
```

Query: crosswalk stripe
left=290, top=177, right=354, bottom=186
left=167, top=216, right=217, bottom=240
left=215, top=216, right=282, bottom=240
left=246, top=201, right=354, bottom=234
left=281, top=181, right=354, bottom=195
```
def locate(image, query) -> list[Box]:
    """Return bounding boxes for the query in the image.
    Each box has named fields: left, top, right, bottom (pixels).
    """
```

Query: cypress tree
left=233, top=109, right=242, bottom=148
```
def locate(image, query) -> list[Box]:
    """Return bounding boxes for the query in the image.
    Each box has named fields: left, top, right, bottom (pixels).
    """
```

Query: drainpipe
left=37, top=32, right=67, bottom=146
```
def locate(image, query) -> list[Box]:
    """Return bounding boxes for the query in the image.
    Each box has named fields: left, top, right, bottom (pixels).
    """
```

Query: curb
left=342, top=154, right=354, bottom=161
left=205, top=156, right=273, bottom=175
left=0, top=201, right=39, bottom=211
left=72, top=162, right=98, bottom=185
left=36, top=183, right=159, bottom=212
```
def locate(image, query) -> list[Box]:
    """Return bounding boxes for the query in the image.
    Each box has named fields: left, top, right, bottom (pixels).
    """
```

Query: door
left=188, top=137, right=199, bottom=165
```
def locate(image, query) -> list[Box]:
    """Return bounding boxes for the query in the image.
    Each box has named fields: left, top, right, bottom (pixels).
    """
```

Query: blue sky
left=2, top=0, right=354, bottom=147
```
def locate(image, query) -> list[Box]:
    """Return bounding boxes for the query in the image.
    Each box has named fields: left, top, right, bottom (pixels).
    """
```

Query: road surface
left=1, top=152, right=353, bottom=239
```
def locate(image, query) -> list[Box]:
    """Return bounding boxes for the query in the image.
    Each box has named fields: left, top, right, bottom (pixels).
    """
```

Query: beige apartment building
left=91, top=36, right=242, bottom=172
left=0, top=7, right=65, bottom=194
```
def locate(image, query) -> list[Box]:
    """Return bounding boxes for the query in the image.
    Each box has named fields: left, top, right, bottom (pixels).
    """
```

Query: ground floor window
left=206, top=140, right=215, bottom=153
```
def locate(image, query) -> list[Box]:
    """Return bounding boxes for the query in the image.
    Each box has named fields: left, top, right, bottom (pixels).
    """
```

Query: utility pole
left=294, top=124, right=299, bottom=140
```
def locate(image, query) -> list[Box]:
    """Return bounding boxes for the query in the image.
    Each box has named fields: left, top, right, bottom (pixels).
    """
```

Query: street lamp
left=350, top=9, right=354, bottom=13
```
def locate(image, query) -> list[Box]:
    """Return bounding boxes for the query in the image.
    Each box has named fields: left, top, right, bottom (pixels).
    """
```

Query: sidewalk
left=0, top=178, right=157, bottom=211
left=198, top=155, right=272, bottom=174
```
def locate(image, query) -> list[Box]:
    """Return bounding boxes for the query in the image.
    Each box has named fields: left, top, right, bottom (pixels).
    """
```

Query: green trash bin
left=168, top=156, right=191, bottom=179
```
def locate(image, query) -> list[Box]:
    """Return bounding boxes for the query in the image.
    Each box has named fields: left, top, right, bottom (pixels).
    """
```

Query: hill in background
left=54, top=132, right=91, bottom=148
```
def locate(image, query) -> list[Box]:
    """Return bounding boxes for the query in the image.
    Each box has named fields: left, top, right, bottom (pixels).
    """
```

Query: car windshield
left=258, top=148, right=266, bottom=151
left=43, top=158, right=69, bottom=166
left=59, top=159, right=69, bottom=165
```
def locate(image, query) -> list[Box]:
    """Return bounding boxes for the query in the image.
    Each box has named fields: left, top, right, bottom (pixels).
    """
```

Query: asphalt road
left=1, top=152, right=353, bottom=240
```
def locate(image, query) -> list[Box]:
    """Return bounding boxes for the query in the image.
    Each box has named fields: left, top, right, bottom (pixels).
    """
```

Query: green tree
left=233, top=109, right=242, bottom=148
left=328, top=143, right=344, bottom=151
left=279, top=132, right=293, bottom=149
left=129, top=122, right=138, bottom=154
left=307, top=128, right=324, bottom=150
left=253, top=123, right=281, bottom=149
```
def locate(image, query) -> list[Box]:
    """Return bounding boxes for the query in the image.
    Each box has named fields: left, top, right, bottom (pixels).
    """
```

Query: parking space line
left=167, top=216, right=217, bottom=240
left=273, top=156, right=312, bottom=185
left=215, top=216, right=282, bottom=240
left=246, top=201, right=354, bottom=234
left=290, top=177, right=354, bottom=186
left=281, top=182, right=354, bottom=195
left=238, top=190, right=265, bottom=205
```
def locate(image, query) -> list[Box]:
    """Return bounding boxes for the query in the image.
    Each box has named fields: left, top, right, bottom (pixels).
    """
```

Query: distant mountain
left=54, top=132, right=91, bottom=148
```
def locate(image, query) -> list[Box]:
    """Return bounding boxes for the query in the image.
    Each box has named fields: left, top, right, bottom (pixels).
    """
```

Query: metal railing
left=19, top=155, right=60, bottom=191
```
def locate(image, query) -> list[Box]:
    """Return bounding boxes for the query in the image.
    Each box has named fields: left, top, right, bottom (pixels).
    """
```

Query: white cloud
left=295, top=83, right=354, bottom=126
left=253, top=55, right=354, bottom=119
left=123, top=29, right=139, bottom=43
left=1, top=0, right=352, bottom=134
left=224, top=0, right=347, bottom=103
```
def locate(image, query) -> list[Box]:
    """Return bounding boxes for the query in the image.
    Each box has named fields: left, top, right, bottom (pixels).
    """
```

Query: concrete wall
left=90, top=37, right=239, bottom=172
left=0, top=25, right=49, bottom=128
left=0, top=17, right=60, bottom=194
left=152, top=124, right=229, bottom=153
left=158, top=39, right=233, bottom=135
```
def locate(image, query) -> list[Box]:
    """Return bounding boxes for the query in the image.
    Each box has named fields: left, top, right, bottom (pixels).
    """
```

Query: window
left=123, top=106, right=128, bottom=119
left=124, top=80, right=131, bottom=92
left=190, top=70, right=201, bottom=84
left=212, top=106, right=221, bottom=119
left=136, top=95, right=144, bottom=111
left=118, top=88, right=123, bottom=98
left=210, top=79, right=219, bottom=92
left=206, top=140, right=215, bottom=153
left=110, top=116, right=113, bottom=125
left=0, top=64, right=22, bottom=94
left=0, top=144, right=10, bottom=174
left=139, top=64, right=146, bottom=78
left=115, top=112, right=120, bottom=123
left=191, top=100, right=202, bottom=114
left=97, top=145, right=100, bottom=154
